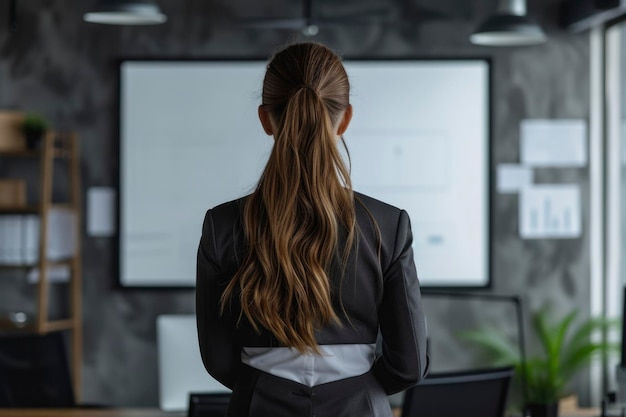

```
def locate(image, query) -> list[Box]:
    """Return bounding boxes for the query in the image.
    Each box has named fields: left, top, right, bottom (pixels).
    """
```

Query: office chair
left=402, top=366, right=515, bottom=417
left=0, top=332, right=75, bottom=407
left=187, top=392, right=231, bottom=417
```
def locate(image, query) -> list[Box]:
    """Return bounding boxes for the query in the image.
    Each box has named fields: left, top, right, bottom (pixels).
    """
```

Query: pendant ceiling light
left=470, top=0, right=546, bottom=47
left=84, top=0, right=167, bottom=25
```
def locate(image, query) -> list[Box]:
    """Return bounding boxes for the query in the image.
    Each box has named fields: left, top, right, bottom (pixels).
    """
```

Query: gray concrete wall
left=0, top=0, right=592, bottom=407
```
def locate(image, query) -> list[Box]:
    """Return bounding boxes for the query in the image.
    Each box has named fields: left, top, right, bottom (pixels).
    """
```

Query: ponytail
left=220, top=43, right=356, bottom=354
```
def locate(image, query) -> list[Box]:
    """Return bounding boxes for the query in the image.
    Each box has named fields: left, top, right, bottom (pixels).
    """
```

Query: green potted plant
left=462, top=308, right=619, bottom=417
left=21, top=113, right=49, bottom=149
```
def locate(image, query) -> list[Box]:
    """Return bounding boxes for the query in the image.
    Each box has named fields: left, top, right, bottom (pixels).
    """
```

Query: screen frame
left=114, top=56, right=493, bottom=291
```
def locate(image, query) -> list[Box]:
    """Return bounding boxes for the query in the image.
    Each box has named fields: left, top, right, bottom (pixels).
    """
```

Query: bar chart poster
left=519, top=185, right=581, bottom=239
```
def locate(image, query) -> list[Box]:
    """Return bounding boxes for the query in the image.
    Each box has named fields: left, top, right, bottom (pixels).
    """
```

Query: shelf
left=0, top=203, right=76, bottom=215
left=50, top=203, right=75, bottom=211
left=43, top=319, right=75, bottom=332
left=0, top=149, right=39, bottom=158
left=0, top=149, right=71, bottom=159
left=0, top=134, right=72, bottom=160
left=0, top=264, right=31, bottom=271
left=0, top=148, right=71, bottom=159
left=0, top=258, right=75, bottom=271
left=0, top=205, right=38, bottom=214
left=0, top=318, right=75, bottom=333
left=46, top=258, right=75, bottom=268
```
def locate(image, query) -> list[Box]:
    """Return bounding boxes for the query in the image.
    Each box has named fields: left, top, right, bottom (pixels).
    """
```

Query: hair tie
left=298, top=84, right=318, bottom=95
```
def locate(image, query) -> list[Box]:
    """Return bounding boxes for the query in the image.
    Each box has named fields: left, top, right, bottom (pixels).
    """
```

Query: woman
left=196, top=42, right=428, bottom=417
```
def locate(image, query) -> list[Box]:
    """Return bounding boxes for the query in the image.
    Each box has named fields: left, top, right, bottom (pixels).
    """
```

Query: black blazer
left=196, top=192, right=429, bottom=416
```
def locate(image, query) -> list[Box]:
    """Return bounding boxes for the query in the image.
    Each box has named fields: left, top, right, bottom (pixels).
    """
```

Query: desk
left=0, top=408, right=601, bottom=417
left=0, top=410, right=184, bottom=417
left=561, top=410, right=601, bottom=417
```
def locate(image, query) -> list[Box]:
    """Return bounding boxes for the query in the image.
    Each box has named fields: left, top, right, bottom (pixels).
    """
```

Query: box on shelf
left=0, top=179, right=26, bottom=207
left=0, top=111, right=25, bottom=151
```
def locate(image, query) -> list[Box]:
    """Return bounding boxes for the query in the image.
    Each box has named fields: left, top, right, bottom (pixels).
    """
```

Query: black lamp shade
left=84, top=0, right=167, bottom=25
left=470, top=14, right=547, bottom=46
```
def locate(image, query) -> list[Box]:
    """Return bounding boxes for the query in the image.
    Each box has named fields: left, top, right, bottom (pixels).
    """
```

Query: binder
left=0, top=211, right=76, bottom=265
left=0, top=217, right=6, bottom=263
left=23, top=215, right=38, bottom=264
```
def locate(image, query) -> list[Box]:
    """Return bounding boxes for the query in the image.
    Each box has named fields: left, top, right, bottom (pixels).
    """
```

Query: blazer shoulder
left=207, top=196, right=248, bottom=224
left=353, top=191, right=410, bottom=264
left=354, top=191, right=404, bottom=223
left=203, top=196, right=248, bottom=245
left=354, top=193, right=408, bottom=247
left=201, top=196, right=249, bottom=272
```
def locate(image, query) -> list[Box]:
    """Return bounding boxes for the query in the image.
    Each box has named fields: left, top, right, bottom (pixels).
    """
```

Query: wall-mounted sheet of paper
left=520, top=119, right=587, bottom=167
left=519, top=185, right=581, bottom=239
left=87, top=187, right=116, bottom=237
left=497, top=164, right=533, bottom=193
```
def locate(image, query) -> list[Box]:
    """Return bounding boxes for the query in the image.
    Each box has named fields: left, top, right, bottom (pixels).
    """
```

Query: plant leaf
left=532, top=310, right=562, bottom=391
left=463, top=310, right=621, bottom=406
left=560, top=342, right=619, bottom=381
left=567, top=317, right=621, bottom=353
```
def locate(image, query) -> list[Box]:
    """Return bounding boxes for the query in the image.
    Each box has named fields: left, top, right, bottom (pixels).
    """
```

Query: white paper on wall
left=520, top=119, right=587, bottom=167
left=519, top=185, right=581, bottom=239
left=497, top=164, right=533, bottom=194
left=87, top=187, right=116, bottom=237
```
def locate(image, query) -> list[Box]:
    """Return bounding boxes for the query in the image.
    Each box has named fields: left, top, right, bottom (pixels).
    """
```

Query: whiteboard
left=118, top=59, right=490, bottom=288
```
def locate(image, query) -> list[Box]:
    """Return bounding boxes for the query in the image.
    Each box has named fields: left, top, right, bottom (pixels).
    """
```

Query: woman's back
left=196, top=42, right=428, bottom=417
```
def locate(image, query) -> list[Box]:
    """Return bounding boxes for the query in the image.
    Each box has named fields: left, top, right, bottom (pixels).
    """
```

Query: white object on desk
left=520, top=119, right=587, bottom=167
left=497, top=164, right=533, bottom=194
left=519, top=185, right=581, bottom=239
left=87, top=187, right=116, bottom=237
left=157, top=315, right=230, bottom=412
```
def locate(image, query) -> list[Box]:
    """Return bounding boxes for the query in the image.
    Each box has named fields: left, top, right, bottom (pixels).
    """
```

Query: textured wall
left=0, top=0, right=591, bottom=407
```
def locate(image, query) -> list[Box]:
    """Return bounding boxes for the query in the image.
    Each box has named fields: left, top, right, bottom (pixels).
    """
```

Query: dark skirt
left=227, top=365, right=393, bottom=417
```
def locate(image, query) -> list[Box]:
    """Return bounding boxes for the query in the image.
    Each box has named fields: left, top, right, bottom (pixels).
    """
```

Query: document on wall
left=519, top=185, right=581, bottom=239
left=87, top=187, right=116, bottom=237
left=520, top=119, right=587, bottom=167
left=497, top=164, right=533, bottom=194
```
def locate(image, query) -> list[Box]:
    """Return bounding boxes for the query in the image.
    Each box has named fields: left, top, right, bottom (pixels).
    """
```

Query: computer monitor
left=402, top=366, right=514, bottom=417
left=157, top=315, right=230, bottom=411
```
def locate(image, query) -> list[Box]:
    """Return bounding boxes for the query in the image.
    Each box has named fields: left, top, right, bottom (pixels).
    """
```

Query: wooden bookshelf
left=0, top=131, right=83, bottom=401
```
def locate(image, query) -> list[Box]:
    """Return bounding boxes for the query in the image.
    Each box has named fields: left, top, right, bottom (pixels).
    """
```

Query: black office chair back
left=188, top=392, right=231, bottom=417
left=402, top=366, right=515, bottom=417
left=0, top=332, right=75, bottom=407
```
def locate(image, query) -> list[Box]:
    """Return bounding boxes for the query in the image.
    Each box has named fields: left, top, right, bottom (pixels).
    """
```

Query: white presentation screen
left=119, top=59, right=490, bottom=288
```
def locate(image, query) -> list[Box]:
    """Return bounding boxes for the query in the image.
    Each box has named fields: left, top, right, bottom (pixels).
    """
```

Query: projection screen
left=118, top=59, right=490, bottom=288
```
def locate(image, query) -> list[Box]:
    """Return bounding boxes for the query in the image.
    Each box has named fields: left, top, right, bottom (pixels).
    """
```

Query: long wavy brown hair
left=220, top=42, right=356, bottom=354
